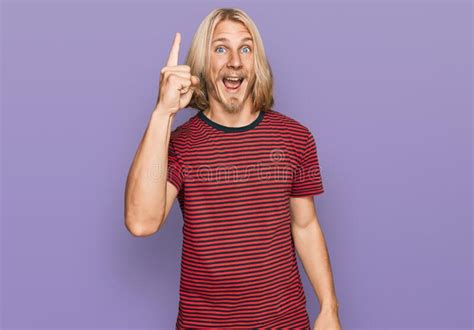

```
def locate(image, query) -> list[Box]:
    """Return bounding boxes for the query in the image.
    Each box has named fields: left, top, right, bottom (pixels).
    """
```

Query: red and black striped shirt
left=167, top=108, right=324, bottom=329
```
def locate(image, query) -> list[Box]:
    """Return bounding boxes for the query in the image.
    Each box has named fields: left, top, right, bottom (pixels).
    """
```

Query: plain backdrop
left=1, top=0, right=472, bottom=329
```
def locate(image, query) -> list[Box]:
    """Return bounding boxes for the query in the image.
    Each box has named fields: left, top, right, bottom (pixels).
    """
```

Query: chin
left=209, top=78, right=251, bottom=113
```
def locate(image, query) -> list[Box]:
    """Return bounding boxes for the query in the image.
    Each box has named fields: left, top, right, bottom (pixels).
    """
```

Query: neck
left=204, top=97, right=259, bottom=128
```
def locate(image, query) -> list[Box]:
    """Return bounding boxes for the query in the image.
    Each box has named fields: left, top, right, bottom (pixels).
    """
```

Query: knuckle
left=168, top=74, right=177, bottom=83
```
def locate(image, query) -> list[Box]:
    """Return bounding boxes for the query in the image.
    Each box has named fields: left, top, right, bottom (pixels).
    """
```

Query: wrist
left=320, top=301, right=339, bottom=313
left=152, top=105, right=176, bottom=119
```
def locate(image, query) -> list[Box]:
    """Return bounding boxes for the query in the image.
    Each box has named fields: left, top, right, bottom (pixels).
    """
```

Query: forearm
left=291, top=220, right=339, bottom=312
left=124, top=107, right=174, bottom=236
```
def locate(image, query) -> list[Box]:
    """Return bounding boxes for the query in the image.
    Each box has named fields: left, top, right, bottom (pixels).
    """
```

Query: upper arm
left=162, top=131, right=184, bottom=230
left=159, top=180, right=179, bottom=230
left=289, top=195, right=319, bottom=229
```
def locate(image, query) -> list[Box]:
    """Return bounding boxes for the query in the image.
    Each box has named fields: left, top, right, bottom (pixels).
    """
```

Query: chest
left=179, top=134, right=300, bottom=195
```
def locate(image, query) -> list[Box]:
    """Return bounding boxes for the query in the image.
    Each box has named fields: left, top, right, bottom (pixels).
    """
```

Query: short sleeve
left=167, top=135, right=184, bottom=193
left=290, top=130, right=325, bottom=197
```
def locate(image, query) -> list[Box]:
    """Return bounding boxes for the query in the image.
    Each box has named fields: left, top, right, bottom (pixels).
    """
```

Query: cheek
left=244, top=59, right=254, bottom=71
left=210, top=57, right=225, bottom=72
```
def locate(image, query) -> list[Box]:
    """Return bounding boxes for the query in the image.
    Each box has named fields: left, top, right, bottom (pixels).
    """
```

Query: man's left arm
left=290, top=195, right=341, bottom=329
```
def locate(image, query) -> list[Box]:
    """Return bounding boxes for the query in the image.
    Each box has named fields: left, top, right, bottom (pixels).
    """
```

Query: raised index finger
left=166, top=32, right=181, bottom=67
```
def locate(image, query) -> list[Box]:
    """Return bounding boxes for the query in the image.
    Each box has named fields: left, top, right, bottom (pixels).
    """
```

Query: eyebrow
left=212, top=37, right=253, bottom=44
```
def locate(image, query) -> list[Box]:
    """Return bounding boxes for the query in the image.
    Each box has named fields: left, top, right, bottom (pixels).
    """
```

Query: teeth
left=225, top=77, right=241, bottom=81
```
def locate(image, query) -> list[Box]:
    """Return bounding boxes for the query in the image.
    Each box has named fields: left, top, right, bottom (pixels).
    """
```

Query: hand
left=312, top=309, right=342, bottom=330
left=155, top=32, right=200, bottom=115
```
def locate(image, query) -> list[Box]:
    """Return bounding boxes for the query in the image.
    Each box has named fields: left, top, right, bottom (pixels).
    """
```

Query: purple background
left=1, top=0, right=472, bottom=329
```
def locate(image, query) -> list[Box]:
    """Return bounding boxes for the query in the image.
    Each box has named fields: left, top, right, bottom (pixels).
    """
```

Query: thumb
left=191, top=75, right=200, bottom=86
left=181, top=86, right=195, bottom=106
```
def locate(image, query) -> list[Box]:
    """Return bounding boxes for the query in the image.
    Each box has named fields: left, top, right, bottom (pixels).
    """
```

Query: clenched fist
left=155, top=32, right=200, bottom=115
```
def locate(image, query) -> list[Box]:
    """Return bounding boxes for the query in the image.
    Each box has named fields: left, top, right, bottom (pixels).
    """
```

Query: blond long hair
left=185, top=8, right=274, bottom=114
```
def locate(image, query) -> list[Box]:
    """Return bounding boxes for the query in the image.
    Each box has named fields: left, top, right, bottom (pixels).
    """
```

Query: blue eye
left=215, top=46, right=251, bottom=54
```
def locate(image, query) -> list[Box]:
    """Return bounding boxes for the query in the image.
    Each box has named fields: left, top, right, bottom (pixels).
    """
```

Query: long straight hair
left=185, top=8, right=274, bottom=114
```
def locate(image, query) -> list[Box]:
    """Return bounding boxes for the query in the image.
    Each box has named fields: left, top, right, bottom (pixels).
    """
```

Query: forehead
left=212, top=20, right=252, bottom=41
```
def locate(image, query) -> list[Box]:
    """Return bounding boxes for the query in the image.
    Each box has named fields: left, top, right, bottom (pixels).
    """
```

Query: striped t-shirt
left=167, top=108, right=324, bottom=329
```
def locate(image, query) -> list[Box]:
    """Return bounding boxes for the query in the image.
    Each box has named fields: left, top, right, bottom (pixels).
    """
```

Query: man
left=124, top=8, right=341, bottom=330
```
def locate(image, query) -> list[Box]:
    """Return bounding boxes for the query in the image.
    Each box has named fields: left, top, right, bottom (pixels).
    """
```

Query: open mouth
left=222, top=76, right=244, bottom=92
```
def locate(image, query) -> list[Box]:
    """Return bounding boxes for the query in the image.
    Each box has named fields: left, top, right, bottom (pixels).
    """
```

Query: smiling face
left=206, top=20, right=256, bottom=114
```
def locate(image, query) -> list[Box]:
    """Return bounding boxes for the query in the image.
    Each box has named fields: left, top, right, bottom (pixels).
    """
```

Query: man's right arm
left=124, top=106, right=178, bottom=237
left=124, top=32, right=199, bottom=237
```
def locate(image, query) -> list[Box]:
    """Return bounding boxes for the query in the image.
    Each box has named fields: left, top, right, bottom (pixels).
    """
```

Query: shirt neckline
left=197, top=110, right=265, bottom=133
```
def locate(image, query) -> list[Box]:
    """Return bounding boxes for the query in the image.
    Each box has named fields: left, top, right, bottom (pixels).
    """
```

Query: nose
left=227, top=49, right=242, bottom=69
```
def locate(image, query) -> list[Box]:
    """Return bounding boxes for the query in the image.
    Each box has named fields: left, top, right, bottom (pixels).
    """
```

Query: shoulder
left=169, top=111, right=201, bottom=144
left=266, top=108, right=311, bottom=137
